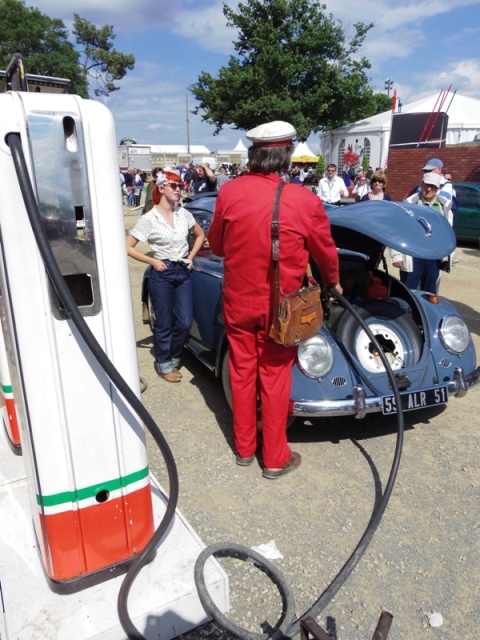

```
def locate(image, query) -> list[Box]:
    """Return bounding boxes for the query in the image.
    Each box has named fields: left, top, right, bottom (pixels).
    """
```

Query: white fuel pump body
left=0, top=91, right=154, bottom=591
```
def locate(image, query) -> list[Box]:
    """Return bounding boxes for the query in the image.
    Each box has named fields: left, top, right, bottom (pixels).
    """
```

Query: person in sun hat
left=390, top=171, right=451, bottom=294
left=420, top=158, right=454, bottom=221
left=421, top=158, right=458, bottom=261
left=208, top=121, right=342, bottom=479
left=404, top=157, right=454, bottom=223
left=127, top=170, right=205, bottom=382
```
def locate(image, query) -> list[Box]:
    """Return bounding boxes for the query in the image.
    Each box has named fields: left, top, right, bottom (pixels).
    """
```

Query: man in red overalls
left=208, top=121, right=341, bottom=479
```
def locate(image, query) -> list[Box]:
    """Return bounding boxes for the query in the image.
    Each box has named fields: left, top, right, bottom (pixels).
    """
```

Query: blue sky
left=32, top=0, right=480, bottom=153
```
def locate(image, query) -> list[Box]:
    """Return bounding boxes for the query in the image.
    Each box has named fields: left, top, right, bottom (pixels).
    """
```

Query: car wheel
left=220, top=346, right=295, bottom=428
left=220, top=346, right=233, bottom=411
left=336, top=299, right=422, bottom=373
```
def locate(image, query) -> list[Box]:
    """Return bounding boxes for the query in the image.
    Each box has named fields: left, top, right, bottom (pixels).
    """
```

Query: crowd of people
left=125, top=130, right=458, bottom=479
left=121, top=162, right=252, bottom=210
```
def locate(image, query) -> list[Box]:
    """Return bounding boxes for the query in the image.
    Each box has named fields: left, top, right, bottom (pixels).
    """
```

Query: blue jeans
left=127, top=187, right=135, bottom=206
left=148, top=262, right=193, bottom=374
left=400, top=258, right=439, bottom=293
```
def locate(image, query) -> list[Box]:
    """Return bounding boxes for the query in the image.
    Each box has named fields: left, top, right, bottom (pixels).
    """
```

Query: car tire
left=335, top=299, right=422, bottom=373
left=148, top=295, right=156, bottom=333
left=220, top=345, right=233, bottom=411
left=221, top=346, right=295, bottom=428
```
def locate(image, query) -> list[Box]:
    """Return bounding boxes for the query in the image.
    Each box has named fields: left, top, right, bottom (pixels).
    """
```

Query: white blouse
left=130, top=206, right=196, bottom=263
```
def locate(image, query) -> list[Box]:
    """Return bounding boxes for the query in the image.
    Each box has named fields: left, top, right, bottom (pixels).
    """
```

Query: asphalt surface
left=125, top=207, right=480, bottom=640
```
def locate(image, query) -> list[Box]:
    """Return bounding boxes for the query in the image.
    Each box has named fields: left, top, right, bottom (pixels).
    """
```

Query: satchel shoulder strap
left=271, top=181, right=285, bottom=323
left=271, top=181, right=285, bottom=261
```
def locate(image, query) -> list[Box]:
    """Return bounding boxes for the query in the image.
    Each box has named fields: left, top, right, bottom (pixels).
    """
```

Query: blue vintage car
left=142, top=194, right=480, bottom=419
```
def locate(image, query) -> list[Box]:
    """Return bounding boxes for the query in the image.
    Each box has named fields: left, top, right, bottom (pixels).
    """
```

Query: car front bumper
left=289, top=366, right=480, bottom=419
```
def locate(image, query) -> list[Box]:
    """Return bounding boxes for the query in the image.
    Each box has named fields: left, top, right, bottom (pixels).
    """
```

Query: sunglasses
left=166, top=182, right=182, bottom=190
left=372, top=180, right=384, bottom=184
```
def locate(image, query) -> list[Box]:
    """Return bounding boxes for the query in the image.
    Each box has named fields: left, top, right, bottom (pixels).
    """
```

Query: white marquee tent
left=234, top=139, right=248, bottom=152
left=291, top=141, right=318, bottom=162
left=318, top=93, right=480, bottom=171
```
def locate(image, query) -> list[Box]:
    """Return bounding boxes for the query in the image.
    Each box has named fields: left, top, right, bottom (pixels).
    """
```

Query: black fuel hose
left=7, top=132, right=179, bottom=640
left=194, top=288, right=405, bottom=639
left=9, top=129, right=405, bottom=640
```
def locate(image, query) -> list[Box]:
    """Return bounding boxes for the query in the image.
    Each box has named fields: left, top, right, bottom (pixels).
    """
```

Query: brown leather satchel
left=268, top=182, right=323, bottom=347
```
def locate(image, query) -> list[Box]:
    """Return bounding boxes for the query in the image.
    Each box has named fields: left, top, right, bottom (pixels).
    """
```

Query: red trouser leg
left=257, top=332, right=296, bottom=468
left=224, top=302, right=260, bottom=460
left=223, top=298, right=296, bottom=468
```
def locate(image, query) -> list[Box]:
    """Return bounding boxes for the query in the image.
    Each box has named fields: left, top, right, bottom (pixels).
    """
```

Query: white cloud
left=429, top=59, right=480, bottom=96
left=25, top=0, right=480, bottom=147
left=328, top=0, right=480, bottom=28
left=363, top=27, right=427, bottom=66
left=172, top=3, right=238, bottom=55
left=32, top=1, right=180, bottom=29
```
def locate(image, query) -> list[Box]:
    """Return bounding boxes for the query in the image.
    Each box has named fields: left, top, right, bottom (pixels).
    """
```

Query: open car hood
left=326, top=201, right=456, bottom=259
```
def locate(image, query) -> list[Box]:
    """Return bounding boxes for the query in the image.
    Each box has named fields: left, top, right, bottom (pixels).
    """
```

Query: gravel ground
left=125, top=209, right=480, bottom=640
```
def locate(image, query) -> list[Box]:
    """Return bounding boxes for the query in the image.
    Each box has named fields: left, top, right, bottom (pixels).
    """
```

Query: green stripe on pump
left=36, top=466, right=149, bottom=507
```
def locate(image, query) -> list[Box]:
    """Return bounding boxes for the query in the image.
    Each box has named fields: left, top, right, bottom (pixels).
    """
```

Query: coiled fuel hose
left=9, top=131, right=404, bottom=640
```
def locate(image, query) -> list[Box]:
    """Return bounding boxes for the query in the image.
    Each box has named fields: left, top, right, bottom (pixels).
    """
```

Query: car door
left=453, top=184, right=480, bottom=240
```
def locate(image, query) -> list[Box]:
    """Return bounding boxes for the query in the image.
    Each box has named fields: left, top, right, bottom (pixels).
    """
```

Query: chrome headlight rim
left=297, top=335, right=334, bottom=379
left=439, top=315, right=470, bottom=355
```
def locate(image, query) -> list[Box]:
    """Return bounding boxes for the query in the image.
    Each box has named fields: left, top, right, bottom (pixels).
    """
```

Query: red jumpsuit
left=208, top=173, right=339, bottom=468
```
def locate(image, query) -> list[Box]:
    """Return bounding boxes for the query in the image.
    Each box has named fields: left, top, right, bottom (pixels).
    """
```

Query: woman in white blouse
left=127, top=171, right=205, bottom=382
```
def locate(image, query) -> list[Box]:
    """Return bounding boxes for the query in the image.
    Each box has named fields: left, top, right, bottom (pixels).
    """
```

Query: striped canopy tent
left=291, top=141, right=318, bottom=162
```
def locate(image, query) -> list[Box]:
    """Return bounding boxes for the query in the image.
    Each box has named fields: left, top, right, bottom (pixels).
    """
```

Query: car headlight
left=297, top=335, right=334, bottom=379
left=439, top=315, right=470, bottom=355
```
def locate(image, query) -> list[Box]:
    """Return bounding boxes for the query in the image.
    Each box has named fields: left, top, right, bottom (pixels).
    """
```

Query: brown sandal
left=262, top=451, right=301, bottom=479
left=236, top=454, right=255, bottom=467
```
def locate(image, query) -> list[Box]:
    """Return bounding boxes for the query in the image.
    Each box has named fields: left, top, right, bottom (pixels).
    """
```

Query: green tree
left=72, top=14, right=135, bottom=97
left=190, top=0, right=374, bottom=140
left=371, top=92, right=394, bottom=115
left=316, top=155, right=325, bottom=179
left=0, top=0, right=87, bottom=96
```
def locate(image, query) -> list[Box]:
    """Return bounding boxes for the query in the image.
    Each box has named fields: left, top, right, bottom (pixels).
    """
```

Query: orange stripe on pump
left=4, top=397, right=21, bottom=446
left=39, top=484, right=154, bottom=581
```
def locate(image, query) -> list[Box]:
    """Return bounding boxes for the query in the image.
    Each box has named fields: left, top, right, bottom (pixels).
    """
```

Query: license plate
left=381, top=386, right=448, bottom=415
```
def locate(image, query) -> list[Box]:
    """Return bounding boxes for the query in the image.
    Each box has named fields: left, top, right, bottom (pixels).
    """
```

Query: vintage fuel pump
left=0, top=88, right=155, bottom=592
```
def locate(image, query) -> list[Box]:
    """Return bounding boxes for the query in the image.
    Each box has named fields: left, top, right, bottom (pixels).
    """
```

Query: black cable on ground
left=7, top=132, right=178, bottom=640
left=194, top=288, right=405, bottom=639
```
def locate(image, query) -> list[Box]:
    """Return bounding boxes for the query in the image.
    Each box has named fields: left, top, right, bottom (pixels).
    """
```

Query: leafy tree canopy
left=190, top=0, right=376, bottom=141
left=0, top=0, right=135, bottom=98
left=0, top=0, right=87, bottom=96
left=372, top=92, right=394, bottom=115
left=73, top=14, right=135, bottom=97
